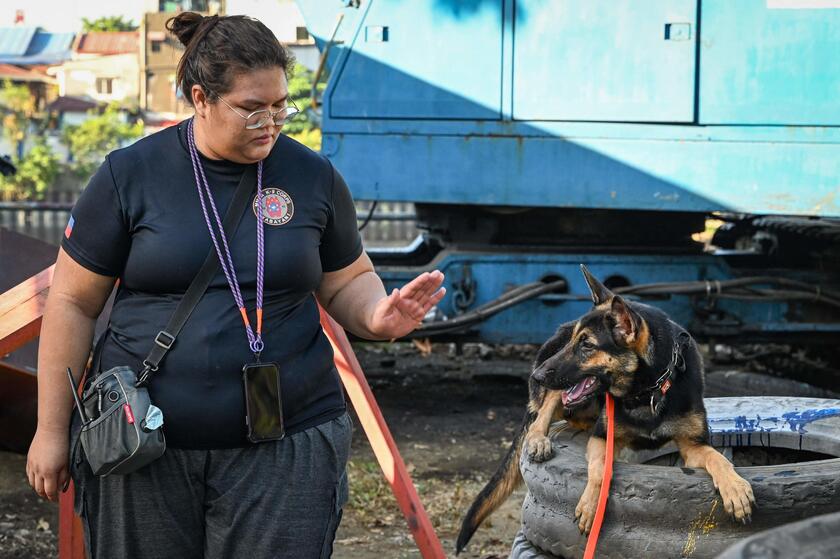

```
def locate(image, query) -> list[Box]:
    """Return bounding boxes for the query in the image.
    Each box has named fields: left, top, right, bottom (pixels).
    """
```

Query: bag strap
left=136, top=164, right=258, bottom=386
left=89, top=328, right=109, bottom=381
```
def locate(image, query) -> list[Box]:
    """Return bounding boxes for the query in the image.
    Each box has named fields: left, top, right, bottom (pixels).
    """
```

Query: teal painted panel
left=325, top=133, right=840, bottom=216
left=513, top=0, right=697, bottom=122
left=329, top=1, right=503, bottom=119
left=321, top=117, right=840, bottom=143
left=700, top=0, right=840, bottom=125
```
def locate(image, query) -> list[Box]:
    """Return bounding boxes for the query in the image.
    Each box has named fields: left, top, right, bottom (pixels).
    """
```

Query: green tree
left=0, top=140, right=59, bottom=200
left=0, top=79, right=36, bottom=157
left=81, top=16, right=138, bottom=32
left=283, top=63, right=325, bottom=150
left=61, top=104, right=144, bottom=179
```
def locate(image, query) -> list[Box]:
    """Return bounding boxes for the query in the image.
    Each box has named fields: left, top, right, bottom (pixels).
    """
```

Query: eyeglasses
left=214, top=93, right=300, bottom=130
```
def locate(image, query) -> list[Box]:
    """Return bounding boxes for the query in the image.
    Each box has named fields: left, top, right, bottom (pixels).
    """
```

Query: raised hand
left=368, top=270, right=446, bottom=339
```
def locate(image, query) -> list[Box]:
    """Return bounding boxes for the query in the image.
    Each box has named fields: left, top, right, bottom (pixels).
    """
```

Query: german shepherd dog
left=456, top=265, right=755, bottom=554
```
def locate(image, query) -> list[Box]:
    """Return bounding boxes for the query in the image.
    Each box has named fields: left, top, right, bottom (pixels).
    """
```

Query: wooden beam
left=59, top=486, right=85, bottom=559
left=319, top=306, right=446, bottom=559
left=0, top=265, right=54, bottom=356
left=0, top=264, right=85, bottom=559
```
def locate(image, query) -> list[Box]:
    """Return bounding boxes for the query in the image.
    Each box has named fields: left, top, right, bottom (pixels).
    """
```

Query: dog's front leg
left=525, top=390, right=562, bottom=462
left=677, top=440, right=755, bottom=523
left=575, top=435, right=606, bottom=534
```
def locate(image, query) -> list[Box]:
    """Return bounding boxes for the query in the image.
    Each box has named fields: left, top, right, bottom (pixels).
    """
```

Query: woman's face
left=193, top=66, right=289, bottom=164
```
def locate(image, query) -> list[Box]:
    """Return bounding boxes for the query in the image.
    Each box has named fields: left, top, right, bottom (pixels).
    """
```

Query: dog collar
left=623, top=331, right=690, bottom=415
left=649, top=331, right=690, bottom=414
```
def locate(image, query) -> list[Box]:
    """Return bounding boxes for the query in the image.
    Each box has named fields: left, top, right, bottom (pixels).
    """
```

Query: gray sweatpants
left=72, top=413, right=352, bottom=559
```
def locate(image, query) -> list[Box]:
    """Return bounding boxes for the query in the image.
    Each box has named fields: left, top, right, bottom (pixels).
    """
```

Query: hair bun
left=166, top=11, right=207, bottom=48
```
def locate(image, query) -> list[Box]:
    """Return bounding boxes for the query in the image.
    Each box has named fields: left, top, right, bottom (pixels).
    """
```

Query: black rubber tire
left=715, top=510, right=840, bottom=558
left=512, top=397, right=840, bottom=559
left=704, top=370, right=840, bottom=399
left=509, top=530, right=563, bottom=559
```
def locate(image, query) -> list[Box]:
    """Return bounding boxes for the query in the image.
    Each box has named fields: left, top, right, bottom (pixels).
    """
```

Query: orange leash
left=583, top=393, right=615, bottom=559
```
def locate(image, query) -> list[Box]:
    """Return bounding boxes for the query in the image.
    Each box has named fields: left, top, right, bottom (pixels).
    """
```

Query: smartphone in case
left=242, top=362, right=285, bottom=443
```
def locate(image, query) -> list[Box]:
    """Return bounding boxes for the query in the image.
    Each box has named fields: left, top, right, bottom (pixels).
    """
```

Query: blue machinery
left=296, top=1, right=840, bottom=347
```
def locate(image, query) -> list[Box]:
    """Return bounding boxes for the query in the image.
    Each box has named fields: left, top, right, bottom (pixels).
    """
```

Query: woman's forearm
left=36, top=291, right=98, bottom=433
left=321, top=271, right=387, bottom=340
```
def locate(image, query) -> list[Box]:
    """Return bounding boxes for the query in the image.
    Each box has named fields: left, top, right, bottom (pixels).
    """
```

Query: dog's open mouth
left=560, top=376, right=600, bottom=407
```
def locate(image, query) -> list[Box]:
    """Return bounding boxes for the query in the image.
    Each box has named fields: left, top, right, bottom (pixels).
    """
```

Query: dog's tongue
left=560, top=379, right=586, bottom=406
left=561, top=378, right=590, bottom=406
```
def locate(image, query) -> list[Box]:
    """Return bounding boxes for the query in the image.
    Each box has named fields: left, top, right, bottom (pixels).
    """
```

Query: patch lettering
left=253, top=188, right=294, bottom=226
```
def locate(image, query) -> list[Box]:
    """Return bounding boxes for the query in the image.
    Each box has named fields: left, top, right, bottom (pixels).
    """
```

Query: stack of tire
left=509, top=396, right=840, bottom=559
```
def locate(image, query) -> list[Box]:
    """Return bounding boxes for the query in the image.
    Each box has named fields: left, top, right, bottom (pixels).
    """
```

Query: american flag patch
left=64, top=215, right=75, bottom=238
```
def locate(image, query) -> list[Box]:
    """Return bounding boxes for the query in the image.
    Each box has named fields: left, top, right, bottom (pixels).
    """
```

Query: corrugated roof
left=0, top=63, right=31, bottom=77
left=75, top=32, right=138, bottom=55
left=0, top=63, right=55, bottom=83
left=46, top=95, right=102, bottom=113
left=0, top=29, right=74, bottom=66
left=25, top=30, right=74, bottom=56
left=0, top=27, right=36, bottom=56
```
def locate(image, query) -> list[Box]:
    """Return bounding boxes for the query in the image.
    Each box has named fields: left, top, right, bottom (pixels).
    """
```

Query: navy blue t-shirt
left=62, top=121, right=363, bottom=448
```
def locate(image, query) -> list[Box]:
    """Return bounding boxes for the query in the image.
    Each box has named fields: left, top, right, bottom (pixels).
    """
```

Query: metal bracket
left=665, top=23, right=691, bottom=41
left=452, top=264, right=476, bottom=313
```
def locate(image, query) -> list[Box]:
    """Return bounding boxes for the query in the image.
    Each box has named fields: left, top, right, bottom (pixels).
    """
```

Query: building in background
left=0, top=62, right=56, bottom=112
left=1, top=1, right=314, bottom=126
left=226, top=0, right=318, bottom=71
left=47, top=32, right=140, bottom=112
left=43, top=94, right=104, bottom=130
left=139, top=0, right=224, bottom=121
left=0, top=27, right=72, bottom=111
left=0, top=27, right=75, bottom=67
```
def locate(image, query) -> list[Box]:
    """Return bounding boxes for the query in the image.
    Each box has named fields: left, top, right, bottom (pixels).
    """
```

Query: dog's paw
left=718, top=474, right=755, bottom=524
left=526, top=435, right=554, bottom=462
left=574, top=487, right=599, bottom=535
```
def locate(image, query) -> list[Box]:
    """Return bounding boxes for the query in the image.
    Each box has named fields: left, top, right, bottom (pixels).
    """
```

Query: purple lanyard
left=187, top=119, right=265, bottom=357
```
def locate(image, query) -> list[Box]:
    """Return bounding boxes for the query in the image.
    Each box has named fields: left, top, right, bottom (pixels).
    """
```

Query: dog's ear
left=609, top=296, right=640, bottom=346
left=580, top=264, right=613, bottom=306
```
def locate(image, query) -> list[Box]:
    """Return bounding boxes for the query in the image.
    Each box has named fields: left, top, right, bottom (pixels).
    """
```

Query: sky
left=0, top=1, right=301, bottom=34
left=0, top=1, right=147, bottom=32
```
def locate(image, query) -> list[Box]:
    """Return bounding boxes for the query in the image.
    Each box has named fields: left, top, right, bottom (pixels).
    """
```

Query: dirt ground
left=0, top=452, right=59, bottom=558
left=0, top=342, right=534, bottom=559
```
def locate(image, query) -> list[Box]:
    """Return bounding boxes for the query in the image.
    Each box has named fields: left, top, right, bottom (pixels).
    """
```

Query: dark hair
left=166, top=12, right=294, bottom=106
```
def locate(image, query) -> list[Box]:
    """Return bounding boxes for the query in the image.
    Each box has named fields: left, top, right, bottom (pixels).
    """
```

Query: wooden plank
left=0, top=265, right=53, bottom=356
left=59, top=486, right=85, bottom=559
left=1, top=265, right=84, bottom=557
left=0, top=293, right=47, bottom=356
left=319, top=306, right=446, bottom=559
left=0, top=265, right=53, bottom=318
left=0, top=360, right=34, bottom=377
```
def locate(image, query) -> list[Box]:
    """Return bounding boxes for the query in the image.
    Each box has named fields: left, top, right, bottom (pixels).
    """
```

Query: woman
left=26, top=12, right=445, bottom=558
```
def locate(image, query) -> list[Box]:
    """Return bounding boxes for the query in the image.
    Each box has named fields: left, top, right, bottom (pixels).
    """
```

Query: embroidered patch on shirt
left=253, top=188, right=294, bottom=226
left=64, top=215, right=75, bottom=238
